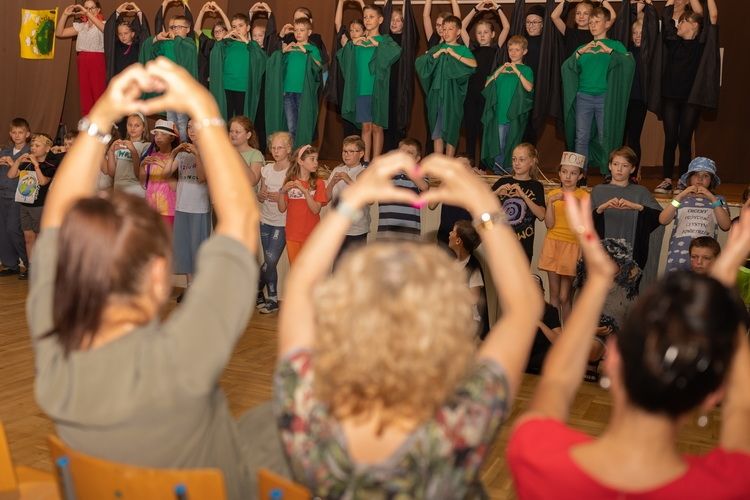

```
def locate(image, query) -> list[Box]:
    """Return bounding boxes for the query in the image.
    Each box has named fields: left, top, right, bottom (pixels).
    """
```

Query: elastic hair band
left=298, top=144, right=312, bottom=161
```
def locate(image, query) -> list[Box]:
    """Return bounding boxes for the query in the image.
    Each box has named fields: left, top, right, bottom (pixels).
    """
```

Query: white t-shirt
left=113, top=141, right=147, bottom=196
left=326, top=163, right=370, bottom=236
left=73, top=21, right=105, bottom=52
left=175, top=151, right=210, bottom=213
left=260, top=163, right=288, bottom=227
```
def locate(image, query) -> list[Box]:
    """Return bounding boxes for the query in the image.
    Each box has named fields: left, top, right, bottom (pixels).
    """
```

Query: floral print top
left=273, top=349, right=509, bottom=499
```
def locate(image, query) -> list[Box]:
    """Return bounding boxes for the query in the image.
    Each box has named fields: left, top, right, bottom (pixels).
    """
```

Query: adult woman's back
left=30, top=60, right=261, bottom=500
left=274, top=152, right=543, bottom=497
left=507, top=194, right=750, bottom=499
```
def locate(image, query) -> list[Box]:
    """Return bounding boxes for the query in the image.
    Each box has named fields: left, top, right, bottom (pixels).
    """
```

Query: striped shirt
left=377, top=175, right=422, bottom=241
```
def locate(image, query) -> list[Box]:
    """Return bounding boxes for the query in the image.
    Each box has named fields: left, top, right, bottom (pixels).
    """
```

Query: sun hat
left=151, top=119, right=178, bottom=137
left=679, top=157, right=720, bottom=188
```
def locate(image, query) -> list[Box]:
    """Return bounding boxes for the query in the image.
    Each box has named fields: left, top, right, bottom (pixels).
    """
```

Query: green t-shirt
left=240, top=148, right=264, bottom=165
left=576, top=38, right=627, bottom=95
left=223, top=40, right=250, bottom=91
left=495, top=64, right=534, bottom=124
left=283, top=43, right=322, bottom=93
left=354, top=36, right=384, bottom=96
left=156, top=39, right=176, bottom=62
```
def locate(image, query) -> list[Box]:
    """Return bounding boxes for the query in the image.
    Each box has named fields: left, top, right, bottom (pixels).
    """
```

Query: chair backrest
left=0, top=422, right=19, bottom=496
left=257, top=468, right=311, bottom=500
left=47, top=435, right=226, bottom=500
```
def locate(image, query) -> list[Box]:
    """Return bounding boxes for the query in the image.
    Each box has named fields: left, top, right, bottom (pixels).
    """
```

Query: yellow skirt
left=538, top=237, right=581, bottom=277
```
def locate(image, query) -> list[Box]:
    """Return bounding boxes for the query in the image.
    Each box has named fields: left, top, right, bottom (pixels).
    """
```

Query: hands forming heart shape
left=88, top=58, right=219, bottom=127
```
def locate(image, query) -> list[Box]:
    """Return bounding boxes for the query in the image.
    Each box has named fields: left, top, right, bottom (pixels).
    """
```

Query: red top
left=284, top=178, right=328, bottom=243
left=508, top=418, right=750, bottom=499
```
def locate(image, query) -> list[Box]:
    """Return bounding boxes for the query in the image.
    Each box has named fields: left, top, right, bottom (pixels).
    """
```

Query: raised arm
left=688, top=0, right=704, bottom=16
left=524, top=194, right=617, bottom=420
left=602, top=0, right=617, bottom=25
left=142, top=58, right=258, bottom=248
left=551, top=0, right=567, bottom=35
left=278, top=152, right=420, bottom=355
left=423, top=0, right=435, bottom=41
left=420, top=155, right=544, bottom=399
left=461, top=1, right=482, bottom=46
left=193, top=2, right=210, bottom=35
left=335, top=0, right=345, bottom=35
left=706, top=0, right=718, bottom=25
left=710, top=206, right=750, bottom=453
left=450, top=0, right=461, bottom=18
left=496, top=5, right=511, bottom=48
left=213, top=2, right=231, bottom=32
left=56, top=5, right=83, bottom=38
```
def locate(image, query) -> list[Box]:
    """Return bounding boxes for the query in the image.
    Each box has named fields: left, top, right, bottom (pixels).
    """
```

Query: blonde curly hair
left=313, top=242, right=477, bottom=428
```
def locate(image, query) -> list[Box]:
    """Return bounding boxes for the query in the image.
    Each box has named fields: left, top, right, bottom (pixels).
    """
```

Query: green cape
left=336, top=36, right=402, bottom=128
left=415, top=46, right=475, bottom=148
left=209, top=40, right=267, bottom=121
left=264, top=50, right=322, bottom=148
left=561, top=50, right=635, bottom=174
left=480, top=75, right=534, bottom=169
left=139, top=35, right=198, bottom=102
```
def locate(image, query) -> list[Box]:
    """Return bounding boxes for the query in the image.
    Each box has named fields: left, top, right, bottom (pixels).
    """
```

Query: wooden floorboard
left=0, top=274, right=722, bottom=499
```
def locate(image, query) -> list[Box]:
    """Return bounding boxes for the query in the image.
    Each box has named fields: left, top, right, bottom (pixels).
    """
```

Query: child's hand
left=0, top=156, right=12, bottom=166
left=367, top=36, right=379, bottom=46
left=282, top=42, right=293, bottom=52
left=548, top=192, right=564, bottom=203
left=432, top=48, right=445, bottom=59
left=595, top=41, right=613, bottom=54
left=693, top=186, right=717, bottom=202
left=138, top=58, right=221, bottom=119
left=339, top=151, right=420, bottom=209
left=280, top=23, right=294, bottom=36
left=494, top=185, right=510, bottom=197
left=64, top=5, right=83, bottom=16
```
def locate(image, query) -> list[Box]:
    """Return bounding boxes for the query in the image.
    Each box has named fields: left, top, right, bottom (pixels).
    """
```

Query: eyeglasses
left=526, top=20, right=542, bottom=25
left=169, top=25, right=190, bottom=30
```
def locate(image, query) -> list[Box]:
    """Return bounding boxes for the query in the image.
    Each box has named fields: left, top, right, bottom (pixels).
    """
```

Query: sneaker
left=18, top=269, right=28, bottom=280
left=654, top=179, right=673, bottom=194
left=259, top=301, right=279, bottom=314
left=256, top=292, right=266, bottom=310
left=0, top=268, right=20, bottom=276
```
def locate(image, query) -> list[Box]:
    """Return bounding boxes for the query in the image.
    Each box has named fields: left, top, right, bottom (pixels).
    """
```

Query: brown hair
left=453, top=220, right=481, bottom=253
left=591, top=6, right=611, bottom=22
left=609, top=146, right=639, bottom=168
left=294, top=6, right=313, bottom=21
left=442, top=15, right=462, bottom=29
left=228, top=115, right=260, bottom=149
left=231, top=13, right=250, bottom=24
left=507, top=34, right=528, bottom=50
left=284, top=145, right=320, bottom=186
left=48, top=192, right=171, bottom=355
left=342, top=135, right=365, bottom=152
left=10, top=117, right=30, bottom=131
left=294, top=17, right=313, bottom=30
left=363, top=3, right=384, bottom=17
left=398, top=137, right=423, bottom=158
left=689, top=236, right=721, bottom=258
left=475, top=19, right=495, bottom=33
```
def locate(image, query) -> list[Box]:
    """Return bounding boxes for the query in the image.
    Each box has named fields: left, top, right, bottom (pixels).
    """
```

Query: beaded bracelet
left=191, top=117, right=226, bottom=130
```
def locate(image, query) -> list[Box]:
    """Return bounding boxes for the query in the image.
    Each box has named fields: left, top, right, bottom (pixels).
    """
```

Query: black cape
left=383, top=0, right=418, bottom=132
left=104, top=11, right=151, bottom=82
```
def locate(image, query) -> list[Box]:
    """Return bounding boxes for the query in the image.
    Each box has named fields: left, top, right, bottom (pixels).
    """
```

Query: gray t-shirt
left=590, top=183, right=660, bottom=247
left=326, top=163, right=370, bottom=236
left=29, top=229, right=258, bottom=500
left=175, top=151, right=210, bottom=213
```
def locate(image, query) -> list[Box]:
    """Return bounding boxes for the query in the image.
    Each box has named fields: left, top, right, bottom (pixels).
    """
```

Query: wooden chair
left=257, top=468, right=311, bottom=500
left=0, top=422, right=58, bottom=500
left=47, top=435, right=226, bottom=499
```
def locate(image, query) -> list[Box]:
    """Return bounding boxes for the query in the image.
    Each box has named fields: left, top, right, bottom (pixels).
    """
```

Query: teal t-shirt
left=223, top=40, right=250, bottom=91
left=156, top=39, right=176, bottom=62
left=283, top=43, right=322, bottom=93
left=577, top=38, right=627, bottom=95
left=495, top=64, right=534, bottom=124
left=354, top=35, right=384, bottom=96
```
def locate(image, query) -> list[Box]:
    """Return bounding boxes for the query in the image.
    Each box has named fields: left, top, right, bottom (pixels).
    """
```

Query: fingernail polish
left=411, top=200, right=426, bottom=209
left=585, top=232, right=595, bottom=241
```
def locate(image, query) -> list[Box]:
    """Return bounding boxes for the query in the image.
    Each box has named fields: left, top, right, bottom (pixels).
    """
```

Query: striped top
left=377, top=174, right=422, bottom=241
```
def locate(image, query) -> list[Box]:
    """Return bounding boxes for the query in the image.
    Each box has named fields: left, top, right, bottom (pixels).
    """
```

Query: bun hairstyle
left=618, top=273, right=746, bottom=418
left=47, top=192, right=171, bottom=355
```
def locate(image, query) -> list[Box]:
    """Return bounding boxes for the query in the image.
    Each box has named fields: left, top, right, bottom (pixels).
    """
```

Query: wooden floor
left=0, top=275, right=723, bottom=499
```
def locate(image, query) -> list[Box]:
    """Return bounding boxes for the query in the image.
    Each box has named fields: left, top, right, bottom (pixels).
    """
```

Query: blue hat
left=679, top=157, right=720, bottom=188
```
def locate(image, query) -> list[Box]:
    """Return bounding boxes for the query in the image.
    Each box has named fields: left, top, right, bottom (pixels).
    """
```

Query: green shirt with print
left=576, top=38, right=627, bottom=95
left=283, top=43, right=322, bottom=93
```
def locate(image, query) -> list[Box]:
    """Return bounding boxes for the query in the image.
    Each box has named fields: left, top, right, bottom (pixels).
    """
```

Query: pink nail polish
left=411, top=200, right=426, bottom=209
